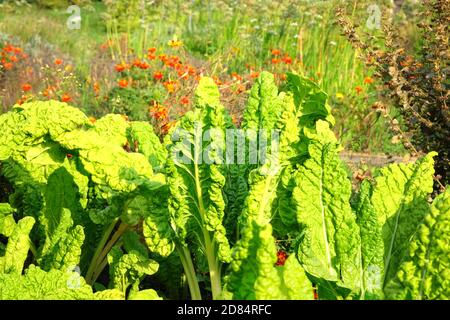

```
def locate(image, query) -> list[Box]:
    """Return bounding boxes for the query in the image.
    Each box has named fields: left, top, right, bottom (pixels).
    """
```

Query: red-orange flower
left=250, top=71, right=260, bottom=79
left=93, top=82, right=100, bottom=95
left=118, top=79, right=129, bottom=88
left=153, top=71, right=164, bottom=80
left=180, top=96, right=190, bottom=105
left=163, top=80, right=177, bottom=93
left=148, top=47, right=157, bottom=54
left=54, top=58, right=63, bottom=65
left=271, top=49, right=281, bottom=56
left=132, top=59, right=142, bottom=67
left=355, top=86, right=363, bottom=94
left=22, top=83, right=32, bottom=92
left=61, top=94, right=72, bottom=103
left=231, top=72, right=242, bottom=81
left=3, top=62, right=13, bottom=70
left=161, top=120, right=176, bottom=135
left=276, top=250, right=288, bottom=266
left=115, top=63, right=127, bottom=72
left=138, top=61, right=150, bottom=69
left=271, top=58, right=280, bottom=64
left=364, top=76, right=374, bottom=84
left=282, top=55, right=292, bottom=64
left=150, top=103, right=169, bottom=120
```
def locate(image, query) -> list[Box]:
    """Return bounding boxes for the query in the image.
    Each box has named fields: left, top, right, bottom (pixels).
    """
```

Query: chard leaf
left=0, top=265, right=93, bottom=300
left=228, top=161, right=312, bottom=299
left=293, top=121, right=360, bottom=291
left=108, top=246, right=159, bottom=293
left=0, top=216, right=35, bottom=275
left=165, top=77, right=232, bottom=263
left=0, top=203, right=16, bottom=237
left=371, top=152, right=436, bottom=285
left=38, top=167, right=85, bottom=271
left=128, top=121, right=167, bottom=172
left=128, top=287, right=163, bottom=300
left=286, top=73, right=335, bottom=128
left=385, top=189, right=450, bottom=300
left=353, top=180, right=384, bottom=299
left=242, top=71, right=282, bottom=131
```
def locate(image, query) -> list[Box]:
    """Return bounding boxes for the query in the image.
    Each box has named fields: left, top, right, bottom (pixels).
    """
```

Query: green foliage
left=0, top=73, right=448, bottom=301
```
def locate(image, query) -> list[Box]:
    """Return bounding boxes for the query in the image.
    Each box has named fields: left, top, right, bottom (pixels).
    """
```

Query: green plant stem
left=177, top=245, right=202, bottom=300
left=28, top=238, right=37, bottom=258
left=203, top=230, right=222, bottom=300
left=85, top=218, right=118, bottom=284
left=90, top=222, right=128, bottom=282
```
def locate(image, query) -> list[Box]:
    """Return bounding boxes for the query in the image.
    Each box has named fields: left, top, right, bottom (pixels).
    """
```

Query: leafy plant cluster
left=0, top=71, right=448, bottom=300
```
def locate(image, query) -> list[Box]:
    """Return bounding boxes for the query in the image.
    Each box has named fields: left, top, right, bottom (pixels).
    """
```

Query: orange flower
left=115, top=63, right=127, bottom=72
left=158, top=54, right=168, bottom=63
left=355, top=86, right=363, bottom=94
left=236, top=83, right=246, bottom=94
left=54, top=58, right=63, bottom=65
left=364, top=76, right=374, bottom=84
left=213, top=76, right=222, bottom=86
left=163, top=80, right=177, bottom=93
left=271, top=49, right=281, bottom=56
left=153, top=71, right=164, bottom=80
left=180, top=96, right=190, bottom=105
left=93, top=82, right=100, bottom=95
left=118, top=79, right=129, bottom=88
left=138, top=61, right=150, bottom=70
left=9, top=55, right=18, bottom=62
left=16, top=95, right=28, bottom=105
left=231, top=72, right=242, bottom=81
left=161, top=121, right=176, bottom=135
left=148, top=47, right=157, bottom=54
left=3, top=62, right=13, bottom=70
left=276, top=250, right=288, bottom=266
left=132, top=59, right=142, bottom=67
left=22, top=83, right=32, bottom=92
left=88, top=117, right=97, bottom=124
left=279, top=73, right=287, bottom=81
left=282, top=55, right=292, bottom=64
left=147, top=53, right=156, bottom=60
left=61, top=94, right=72, bottom=103
left=271, top=58, right=280, bottom=64
left=250, top=71, right=260, bottom=79
left=150, top=103, right=169, bottom=120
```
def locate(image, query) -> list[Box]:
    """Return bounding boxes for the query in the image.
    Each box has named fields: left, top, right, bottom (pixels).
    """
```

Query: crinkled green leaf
left=371, top=152, right=437, bottom=286
left=0, top=265, right=93, bottom=300
left=38, top=167, right=85, bottom=271
left=353, top=180, right=384, bottom=299
left=293, top=122, right=360, bottom=291
left=242, top=71, right=282, bottom=131
left=0, top=216, right=35, bottom=275
left=93, top=288, right=125, bottom=300
left=286, top=73, right=335, bottom=128
left=0, top=203, right=16, bottom=237
left=165, top=77, right=232, bottom=263
left=92, top=114, right=129, bottom=147
left=0, top=100, right=88, bottom=161
left=108, top=246, right=159, bottom=293
left=128, top=121, right=167, bottom=172
left=142, top=187, right=176, bottom=258
left=385, top=189, right=450, bottom=300
left=128, top=288, right=163, bottom=300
